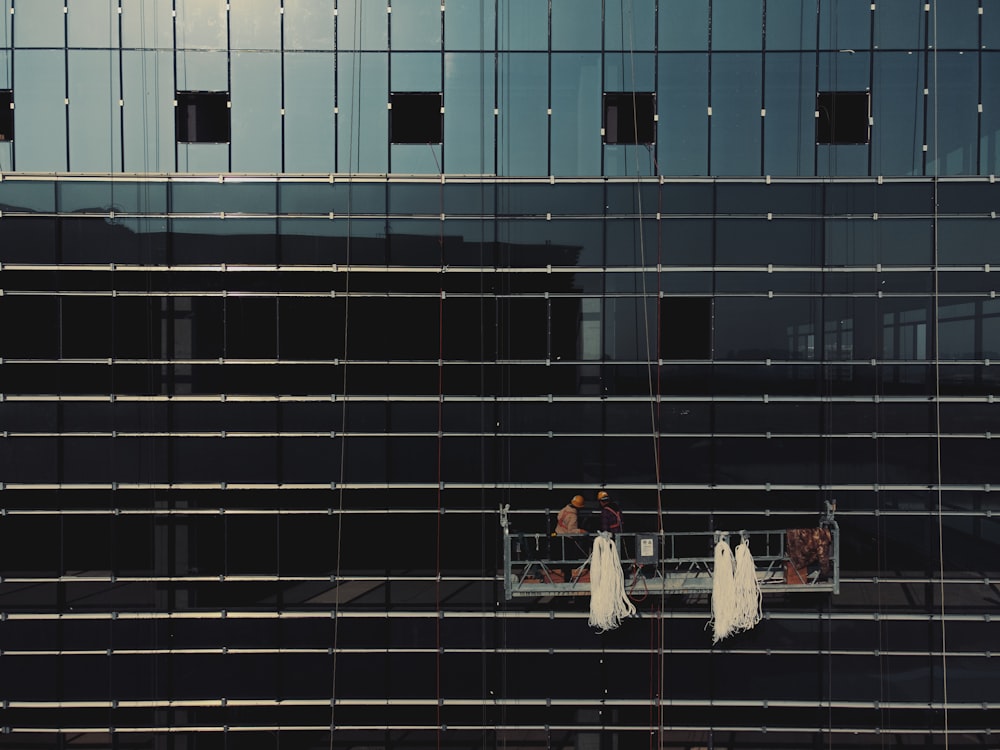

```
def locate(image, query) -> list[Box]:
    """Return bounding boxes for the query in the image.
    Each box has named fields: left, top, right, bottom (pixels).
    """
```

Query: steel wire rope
left=329, top=3, right=362, bottom=748
left=930, top=3, right=949, bottom=746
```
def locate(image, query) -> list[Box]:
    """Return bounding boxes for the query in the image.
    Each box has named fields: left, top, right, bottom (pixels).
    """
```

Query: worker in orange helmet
left=597, top=490, right=623, bottom=535
left=554, top=494, right=587, bottom=584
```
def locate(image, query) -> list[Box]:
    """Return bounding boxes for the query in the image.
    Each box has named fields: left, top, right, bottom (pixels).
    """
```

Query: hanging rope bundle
left=589, top=532, right=636, bottom=632
left=709, top=533, right=737, bottom=642
left=733, top=536, right=763, bottom=633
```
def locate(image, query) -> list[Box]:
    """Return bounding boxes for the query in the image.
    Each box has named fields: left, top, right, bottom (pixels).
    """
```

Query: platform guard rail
left=500, top=504, right=839, bottom=599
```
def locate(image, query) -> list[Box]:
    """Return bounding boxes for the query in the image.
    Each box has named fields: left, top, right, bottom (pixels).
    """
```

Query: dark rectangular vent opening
left=0, top=90, right=12, bottom=142
left=604, top=92, right=656, bottom=145
left=176, top=91, right=231, bottom=144
left=816, top=91, right=870, bottom=145
left=661, top=297, right=712, bottom=360
left=390, top=93, right=443, bottom=144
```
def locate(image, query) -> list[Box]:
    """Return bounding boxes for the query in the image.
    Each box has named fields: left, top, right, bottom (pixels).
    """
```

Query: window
left=0, top=90, right=11, bottom=141
left=603, top=92, right=656, bottom=144
left=176, top=91, right=230, bottom=143
left=390, top=92, right=442, bottom=144
left=661, top=297, right=711, bottom=359
left=816, top=91, right=870, bottom=145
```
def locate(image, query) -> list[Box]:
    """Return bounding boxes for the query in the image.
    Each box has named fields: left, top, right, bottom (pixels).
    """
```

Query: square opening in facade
left=390, top=93, right=443, bottom=144
left=661, top=297, right=712, bottom=359
left=176, top=91, right=230, bottom=144
left=816, top=91, right=870, bottom=144
left=604, top=92, right=656, bottom=145
left=0, top=90, right=12, bottom=141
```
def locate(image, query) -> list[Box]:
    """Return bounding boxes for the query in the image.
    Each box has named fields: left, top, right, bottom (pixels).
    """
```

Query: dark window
left=661, top=297, right=711, bottom=359
left=816, top=91, right=870, bottom=144
left=176, top=91, right=230, bottom=143
left=604, top=92, right=656, bottom=144
left=0, top=90, right=12, bottom=141
left=390, top=92, right=442, bottom=144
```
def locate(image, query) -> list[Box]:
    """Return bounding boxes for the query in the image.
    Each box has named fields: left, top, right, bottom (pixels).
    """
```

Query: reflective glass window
left=176, top=0, right=227, bottom=49
left=605, top=0, right=655, bottom=51
left=391, top=0, right=442, bottom=50
left=934, top=0, right=979, bottom=49
left=658, top=53, right=709, bottom=175
left=710, top=53, right=762, bottom=175
left=284, top=0, right=335, bottom=50
left=337, top=0, right=388, bottom=49
left=551, top=0, right=601, bottom=50
left=874, top=0, right=926, bottom=50
left=444, top=0, right=496, bottom=51
left=68, top=0, right=120, bottom=48
left=497, top=0, right=547, bottom=50
left=551, top=54, right=601, bottom=175
left=927, top=52, right=978, bottom=176
left=443, top=52, right=496, bottom=174
left=497, top=53, right=548, bottom=176
left=981, top=52, right=1000, bottom=174
left=12, top=0, right=63, bottom=47
left=711, top=0, right=762, bottom=50
left=659, top=0, right=708, bottom=51
left=12, top=50, right=66, bottom=171
left=818, top=0, right=872, bottom=51
left=337, top=52, right=389, bottom=172
left=284, top=52, right=335, bottom=172
left=765, top=0, right=817, bottom=50
left=872, top=52, right=925, bottom=175
left=230, top=0, right=281, bottom=50
left=764, top=53, right=817, bottom=176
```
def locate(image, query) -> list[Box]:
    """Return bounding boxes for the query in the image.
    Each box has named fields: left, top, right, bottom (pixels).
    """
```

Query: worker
left=554, top=494, right=587, bottom=584
left=598, top=490, right=623, bottom=535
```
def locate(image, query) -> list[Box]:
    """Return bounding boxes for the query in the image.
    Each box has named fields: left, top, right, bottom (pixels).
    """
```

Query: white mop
left=588, top=532, right=636, bottom=632
left=732, top=535, right=763, bottom=633
left=709, top=533, right=737, bottom=643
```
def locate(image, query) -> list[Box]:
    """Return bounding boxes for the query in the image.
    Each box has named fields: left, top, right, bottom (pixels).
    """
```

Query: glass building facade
left=0, top=1, right=997, bottom=748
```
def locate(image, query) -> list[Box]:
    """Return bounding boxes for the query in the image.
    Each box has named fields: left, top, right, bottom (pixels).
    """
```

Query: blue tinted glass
left=498, top=0, right=547, bottom=50
left=231, top=52, right=282, bottom=172
left=68, top=0, right=119, bottom=48
left=284, top=53, right=335, bottom=172
left=928, top=52, right=978, bottom=175
left=445, top=0, right=496, bottom=51
left=818, top=0, right=872, bottom=51
left=391, top=0, right=442, bottom=51
left=939, top=219, right=1000, bottom=264
left=712, top=0, right=762, bottom=50
left=0, top=50, right=8, bottom=86
left=817, top=50, right=871, bottom=91
left=68, top=51, right=122, bottom=172
left=551, top=0, right=601, bottom=50
left=0, top=141, right=12, bottom=171
left=176, top=0, right=227, bottom=49
left=934, top=0, right=979, bottom=49
left=765, top=0, right=816, bottom=50
left=0, top=0, right=9, bottom=47
left=985, top=0, right=1000, bottom=50
left=764, top=53, right=816, bottom=176
left=391, top=53, right=441, bottom=91
left=122, top=51, right=175, bottom=172
left=230, top=0, right=281, bottom=50
left=874, top=0, right=926, bottom=50
left=176, top=144, right=229, bottom=172
left=337, top=0, right=389, bottom=50
left=604, top=52, right=655, bottom=91
left=551, top=53, right=601, bottom=176
left=121, top=0, right=173, bottom=49
left=497, top=53, right=548, bottom=176
left=660, top=0, right=708, bottom=51
left=658, top=53, right=708, bottom=175
left=872, top=52, right=925, bottom=176
left=13, top=50, right=66, bottom=171
left=13, top=0, right=63, bottom=47
left=391, top=143, right=442, bottom=173
left=443, top=52, right=496, bottom=174
left=605, top=0, right=655, bottom=51
left=710, top=53, right=762, bottom=176
left=175, top=50, right=228, bottom=90
left=981, top=52, right=1000, bottom=174
left=284, top=0, right=334, bottom=50
left=337, top=53, right=389, bottom=172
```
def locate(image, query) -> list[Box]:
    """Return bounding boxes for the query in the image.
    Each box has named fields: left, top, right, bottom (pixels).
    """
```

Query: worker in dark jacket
left=598, top=490, right=623, bottom=535
left=554, top=494, right=587, bottom=583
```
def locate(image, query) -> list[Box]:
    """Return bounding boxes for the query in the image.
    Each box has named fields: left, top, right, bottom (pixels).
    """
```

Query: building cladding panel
left=0, top=1, right=997, bottom=748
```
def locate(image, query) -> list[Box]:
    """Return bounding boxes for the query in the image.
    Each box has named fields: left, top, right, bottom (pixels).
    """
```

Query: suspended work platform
left=500, top=504, right=840, bottom=600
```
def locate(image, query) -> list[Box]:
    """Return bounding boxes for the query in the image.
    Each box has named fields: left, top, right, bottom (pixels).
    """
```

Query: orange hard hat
left=571, top=495, right=585, bottom=508
left=597, top=490, right=610, bottom=502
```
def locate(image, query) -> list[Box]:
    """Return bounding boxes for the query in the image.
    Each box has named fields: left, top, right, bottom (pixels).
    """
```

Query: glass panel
left=12, top=0, right=63, bottom=47
left=938, top=218, right=1000, bottom=264
left=765, top=0, right=816, bottom=50
left=497, top=0, right=548, bottom=50
left=68, top=50, right=122, bottom=172
left=284, top=52, right=335, bottom=172
left=68, top=0, right=119, bottom=48
left=231, top=52, right=282, bottom=172
left=497, top=52, right=548, bottom=176
left=872, top=51, right=925, bottom=176
left=336, top=0, right=389, bottom=50
left=715, top=297, right=820, bottom=359
left=176, top=0, right=227, bottom=50
left=710, top=53, right=762, bottom=176
left=986, top=0, right=1000, bottom=50
left=121, top=0, right=174, bottom=49
left=604, top=52, right=655, bottom=92
left=981, top=52, right=1000, bottom=174
left=816, top=51, right=871, bottom=176
left=874, top=0, right=926, bottom=50
left=764, top=52, right=817, bottom=176
left=230, top=0, right=281, bottom=50
left=443, top=52, right=496, bottom=174
left=605, top=0, right=655, bottom=51
left=658, top=53, right=709, bottom=175
left=391, top=0, right=442, bottom=50
left=550, top=53, right=601, bottom=176
left=551, top=0, right=601, bottom=50
left=659, top=0, right=708, bottom=51
left=337, top=52, right=389, bottom=172
left=122, top=50, right=175, bottom=172
left=444, top=0, right=496, bottom=51
left=934, top=0, right=979, bottom=49
left=13, top=50, right=67, bottom=171
left=818, top=0, right=872, bottom=51
left=927, top=52, right=979, bottom=176
left=711, top=0, right=762, bottom=51
left=284, top=0, right=334, bottom=50
left=390, top=52, right=441, bottom=91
